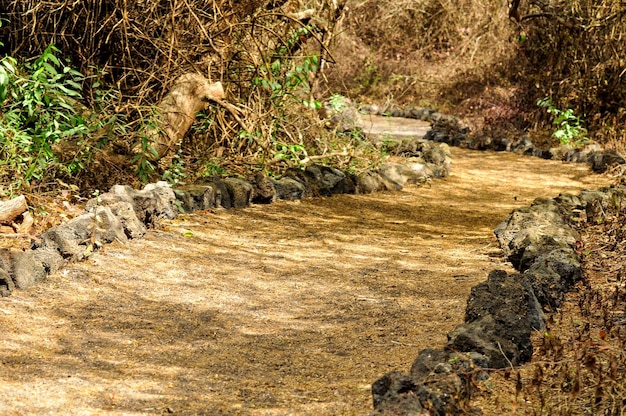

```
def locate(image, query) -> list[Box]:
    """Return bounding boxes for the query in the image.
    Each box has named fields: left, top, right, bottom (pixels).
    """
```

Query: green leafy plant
left=201, top=158, right=228, bottom=177
left=131, top=111, right=160, bottom=183
left=161, top=148, right=187, bottom=186
left=328, top=94, right=347, bottom=112
left=537, top=97, right=589, bottom=148
left=272, top=141, right=307, bottom=166
left=254, top=53, right=321, bottom=110
left=0, top=44, right=118, bottom=193
left=250, top=50, right=323, bottom=168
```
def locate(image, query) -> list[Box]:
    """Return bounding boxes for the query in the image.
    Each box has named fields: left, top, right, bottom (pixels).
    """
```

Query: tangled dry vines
left=1, top=1, right=355, bottom=186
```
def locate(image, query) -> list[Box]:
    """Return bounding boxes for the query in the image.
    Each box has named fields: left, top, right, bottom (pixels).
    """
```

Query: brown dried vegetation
left=330, top=0, right=626, bottom=149
left=0, top=0, right=363, bottom=190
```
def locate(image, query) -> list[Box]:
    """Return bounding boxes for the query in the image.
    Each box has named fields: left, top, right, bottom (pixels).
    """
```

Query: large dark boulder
left=494, top=203, right=579, bottom=270
left=272, top=177, right=307, bottom=200
left=284, top=164, right=355, bottom=197
left=193, top=178, right=231, bottom=209
left=590, top=149, right=626, bottom=173
left=250, top=172, right=277, bottom=204
left=175, top=184, right=218, bottom=212
left=522, top=248, right=582, bottom=311
left=372, top=349, right=486, bottom=416
left=223, top=178, right=254, bottom=208
left=446, top=270, right=543, bottom=368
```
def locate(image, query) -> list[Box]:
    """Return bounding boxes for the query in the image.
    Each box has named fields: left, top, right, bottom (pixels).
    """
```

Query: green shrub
left=0, top=44, right=118, bottom=194
left=537, top=97, right=589, bottom=148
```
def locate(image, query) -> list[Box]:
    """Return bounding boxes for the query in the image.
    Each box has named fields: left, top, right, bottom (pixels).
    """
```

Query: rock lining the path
left=358, top=103, right=626, bottom=174
left=370, top=184, right=626, bottom=415
left=0, top=140, right=452, bottom=297
left=0, top=182, right=179, bottom=295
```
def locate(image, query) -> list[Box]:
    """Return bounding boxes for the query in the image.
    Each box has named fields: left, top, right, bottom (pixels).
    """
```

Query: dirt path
left=0, top=148, right=611, bottom=415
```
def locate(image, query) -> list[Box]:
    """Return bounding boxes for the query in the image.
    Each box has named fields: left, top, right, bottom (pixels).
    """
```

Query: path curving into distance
left=0, top=118, right=612, bottom=415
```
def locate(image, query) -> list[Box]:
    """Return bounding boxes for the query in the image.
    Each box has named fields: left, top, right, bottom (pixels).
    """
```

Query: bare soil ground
left=0, top=148, right=611, bottom=415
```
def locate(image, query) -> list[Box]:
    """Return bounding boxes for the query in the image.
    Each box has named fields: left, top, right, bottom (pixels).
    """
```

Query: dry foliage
left=1, top=0, right=375, bottom=187
left=324, top=0, right=626, bottom=148
left=325, top=0, right=514, bottom=107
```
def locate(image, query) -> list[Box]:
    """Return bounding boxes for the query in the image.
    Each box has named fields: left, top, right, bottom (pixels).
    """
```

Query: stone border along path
left=355, top=105, right=626, bottom=414
left=0, top=105, right=624, bottom=415
left=0, top=131, right=453, bottom=297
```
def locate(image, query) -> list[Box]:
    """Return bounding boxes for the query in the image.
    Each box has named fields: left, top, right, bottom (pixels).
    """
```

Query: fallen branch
left=0, top=195, right=27, bottom=224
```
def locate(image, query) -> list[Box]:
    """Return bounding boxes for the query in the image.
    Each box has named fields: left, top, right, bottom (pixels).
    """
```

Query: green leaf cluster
left=0, top=44, right=119, bottom=194
left=537, top=97, right=589, bottom=148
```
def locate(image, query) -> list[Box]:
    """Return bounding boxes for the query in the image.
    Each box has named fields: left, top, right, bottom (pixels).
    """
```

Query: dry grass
left=325, top=0, right=515, bottom=107
left=324, top=0, right=626, bottom=148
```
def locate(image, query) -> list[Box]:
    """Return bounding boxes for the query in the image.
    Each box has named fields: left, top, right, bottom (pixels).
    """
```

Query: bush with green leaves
left=537, top=97, right=589, bottom=148
left=0, top=44, right=118, bottom=195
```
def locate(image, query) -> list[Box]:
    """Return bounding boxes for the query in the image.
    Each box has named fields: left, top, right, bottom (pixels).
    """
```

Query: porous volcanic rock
left=0, top=182, right=178, bottom=296
left=369, top=184, right=625, bottom=415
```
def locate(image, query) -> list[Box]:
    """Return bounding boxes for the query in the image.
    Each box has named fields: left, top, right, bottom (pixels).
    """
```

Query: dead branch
left=0, top=195, right=28, bottom=224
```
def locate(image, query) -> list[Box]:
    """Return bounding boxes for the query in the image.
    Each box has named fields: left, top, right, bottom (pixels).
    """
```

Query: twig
left=497, top=341, right=515, bottom=371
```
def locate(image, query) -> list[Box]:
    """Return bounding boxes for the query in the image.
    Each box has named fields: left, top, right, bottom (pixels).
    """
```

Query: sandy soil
left=0, top=148, right=612, bottom=415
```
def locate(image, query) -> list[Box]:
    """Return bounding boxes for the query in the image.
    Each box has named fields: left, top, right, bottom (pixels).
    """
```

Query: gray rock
left=404, top=106, right=436, bottom=121
left=87, top=188, right=147, bottom=239
left=402, top=161, right=434, bottom=185
left=591, top=150, right=626, bottom=173
left=91, top=181, right=177, bottom=230
left=447, top=314, right=526, bottom=369
left=424, top=115, right=470, bottom=147
left=272, top=177, right=307, bottom=200
left=32, top=246, right=66, bottom=275
left=494, top=203, right=579, bottom=270
left=371, top=371, right=420, bottom=412
left=444, top=270, right=541, bottom=368
left=423, top=144, right=451, bottom=178
left=284, top=165, right=355, bottom=197
left=223, top=178, right=254, bottom=208
left=465, top=270, right=545, bottom=331
left=175, top=184, right=217, bottom=212
left=554, top=192, right=583, bottom=211
left=382, top=106, right=405, bottom=118
left=320, top=166, right=356, bottom=195
left=371, top=369, right=465, bottom=416
left=250, top=172, right=277, bottom=204
left=138, top=181, right=178, bottom=221
left=522, top=248, right=582, bottom=310
left=377, top=163, right=408, bottom=190
left=304, top=164, right=350, bottom=195
left=196, top=178, right=231, bottom=209
left=0, top=267, right=14, bottom=297
left=408, top=349, right=452, bottom=382
left=355, top=171, right=384, bottom=194
left=11, top=250, right=47, bottom=290
left=359, top=103, right=380, bottom=115
left=512, top=136, right=534, bottom=155
left=36, top=207, right=127, bottom=262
